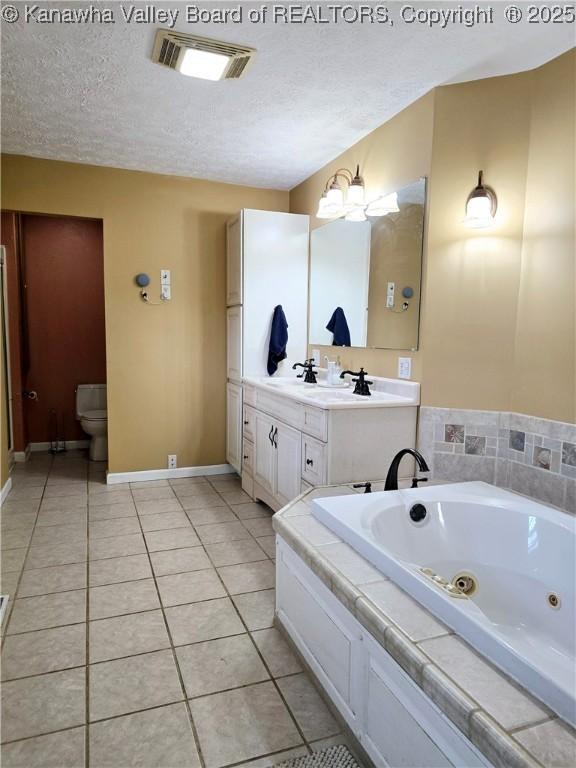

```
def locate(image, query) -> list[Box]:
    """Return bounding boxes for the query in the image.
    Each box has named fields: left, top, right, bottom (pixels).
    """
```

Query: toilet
left=76, top=384, right=107, bottom=461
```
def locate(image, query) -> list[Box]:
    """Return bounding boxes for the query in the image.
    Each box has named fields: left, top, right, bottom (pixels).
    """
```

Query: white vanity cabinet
left=241, top=379, right=419, bottom=511
left=225, top=209, right=309, bottom=473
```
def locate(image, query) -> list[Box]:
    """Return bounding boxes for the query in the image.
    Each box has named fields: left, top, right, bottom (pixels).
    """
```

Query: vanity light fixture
left=316, top=165, right=365, bottom=219
left=365, top=192, right=399, bottom=217
left=463, top=171, right=497, bottom=228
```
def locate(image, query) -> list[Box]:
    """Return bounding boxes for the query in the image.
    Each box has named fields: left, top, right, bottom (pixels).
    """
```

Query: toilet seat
left=82, top=409, right=107, bottom=422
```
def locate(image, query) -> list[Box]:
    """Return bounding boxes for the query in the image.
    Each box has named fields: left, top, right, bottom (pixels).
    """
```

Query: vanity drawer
left=242, top=438, right=254, bottom=475
left=302, top=405, right=328, bottom=441
left=243, top=385, right=256, bottom=407
left=243, top=406, right=255, bottom=442
left=302, top=435, right=327, bottom=486
left=254, top=388, right=303, bottom=431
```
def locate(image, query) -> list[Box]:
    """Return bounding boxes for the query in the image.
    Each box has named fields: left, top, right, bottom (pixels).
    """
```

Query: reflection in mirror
left=309, top=177, right=426, bottom=350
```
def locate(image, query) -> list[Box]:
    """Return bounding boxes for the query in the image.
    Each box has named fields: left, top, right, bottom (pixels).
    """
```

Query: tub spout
left=384, top=449, right=430, bottom=491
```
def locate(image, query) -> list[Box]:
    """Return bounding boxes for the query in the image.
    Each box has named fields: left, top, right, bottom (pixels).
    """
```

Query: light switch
left=398, top=357, right=412, bottom=379
left=161, top=269, right=171, bottom=286
left=386, top=282, right=395, bottom=308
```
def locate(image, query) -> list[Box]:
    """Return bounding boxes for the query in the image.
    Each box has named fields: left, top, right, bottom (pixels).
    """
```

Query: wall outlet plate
left=161, top=269, right=171, bottom=285
left=161, top=285, right=171, bottom=301
left=311, top=349, right=321, bottom=367
left=168, top=455, right=177, bottom=469
left=398, top=357, right=412, bottom=379
left=386, top=282, right=395, bottom=308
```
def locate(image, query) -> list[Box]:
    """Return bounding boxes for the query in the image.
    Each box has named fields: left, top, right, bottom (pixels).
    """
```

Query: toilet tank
left=76, top=384, right=107, bottom=418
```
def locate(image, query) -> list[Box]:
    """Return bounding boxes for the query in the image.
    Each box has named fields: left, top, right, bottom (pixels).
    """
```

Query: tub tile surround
left=0, top=453, right=356, bottom=768
left=273, top=488, right=576, bottom=768
left=418, top=408, right=576, bottom=513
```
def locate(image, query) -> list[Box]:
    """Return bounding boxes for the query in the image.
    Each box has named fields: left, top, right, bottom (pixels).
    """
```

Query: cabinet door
left=254, top=411, right=275, bottom=495
left=226, top=306, right=242, bottom=383
left=226, top=383, right=242, bottom=473
left=226, top=215, right=242, bottom=306
left=275, top=421, right=302, bottom=507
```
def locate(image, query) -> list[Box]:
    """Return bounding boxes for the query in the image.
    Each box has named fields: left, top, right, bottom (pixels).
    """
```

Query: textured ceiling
left=1, top=2, right=573, bottom=189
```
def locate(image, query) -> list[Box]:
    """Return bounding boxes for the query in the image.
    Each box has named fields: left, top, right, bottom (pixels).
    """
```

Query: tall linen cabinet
left=226, top=209, right=309, bottom=476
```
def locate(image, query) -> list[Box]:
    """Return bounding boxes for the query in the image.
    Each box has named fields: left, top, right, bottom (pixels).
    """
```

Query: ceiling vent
left=152, top=29, right=256, bottom=81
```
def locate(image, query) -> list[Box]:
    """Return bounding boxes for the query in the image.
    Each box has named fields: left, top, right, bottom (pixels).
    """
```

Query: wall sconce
left=463, top=171, right=497, bottom=229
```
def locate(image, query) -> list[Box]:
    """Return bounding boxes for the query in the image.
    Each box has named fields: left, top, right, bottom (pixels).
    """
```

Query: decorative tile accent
left=562, top=441, right=576, bottom=467
left=509, top=430, right=526, bottom=452
left=465, top=436, right=486, bottom=456
left=418, top=408, right=576, bottom=513
left=444, top=424, right=464, bottom=444
left=532, top=447, right=551, bottom=470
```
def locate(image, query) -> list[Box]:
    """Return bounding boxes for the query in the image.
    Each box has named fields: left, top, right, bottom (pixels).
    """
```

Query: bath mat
left=278, top=745, right=361, bottom=768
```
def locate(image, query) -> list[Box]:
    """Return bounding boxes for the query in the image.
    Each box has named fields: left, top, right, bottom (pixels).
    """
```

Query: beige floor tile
left=169, top=477, right=209, bottom=488
left=89, top=517, right=141, bottom=539
left=43, top=486, right=87, bottom=499
left=2, top=500, right=41, bottom=515
left=88, top=502, right=136, bottom=520
left=1, top=512, right=38, bottom=531
left=144, top=527, right=199, bottom=552
left=39, top=497, right=87, bottom=513
left=89, top=481, right=130, bottom=495
left=89, top=609, right=170, bottom=662
left=89, top=533, right=146, bottom=561
left=185, top=507, right=237, bottom=525
left=129, top=479, right=170, bottom=489
left=139, top=511, right=190, bottom=532
left=18, top=563, right=87, bottom=597
left=179, top=495, right=227, bottom=511
left=235, top=747, right=309, bottom=767
left=25, top=540, right=87, bottom=569
left=190, top=682, right=302, bottom=768
left=196, top=521, right=251, bottom=545
left=204, top=538, right=268, bottom=567
left=219, top=490, right=253, bottom=505
left=31, top=523, right=86, bottom=547
left=7, top=589, right=86, bottom=634
left=7, top=486, right=44, bottom=501
left=89, top=578, right=160, bottom=619
left=208, top=478, right=242, bottom=492
left=89, top=553, right=152, bottom=586
left=256, top=536, right=276, bottom=559
left=0, top=727, right=85, bottom=767
left=150, top=546, right=211, bottom=577
left=136, top=498, right=182, bottom=515
left=174, top=484, right=218, bottom=498
left=35, top=510, right=87, bottom=528
left=1, top=624, right=86, bottom=680
left=277, top=673, right=340, bottom=741
left=242, top=518, right=274, bottom=538
left=89, top=649, right=183, bottom=721
left=165, top=597, right=244, bottom=646
left=252, top=628, right=303, bottom=677
left=1, top=548, right=27, bottom=573
left=177, top=634, right=269, bottom=697
left=1, top=529, right=33, bottom=550
left=131, top=487, right=175, bottom=502
left=0, top=571, right=19, bottom=597
left=157, top=569, right=226, bottom=607
left=232, top=590, right=276, bottom=631
left=218, top=561, right=276, bottom=595
left=89, top=490, right=132, bottom=507
left=89, top=704, right=200, bottom=768
left=1, top=667, right=85, bottom=742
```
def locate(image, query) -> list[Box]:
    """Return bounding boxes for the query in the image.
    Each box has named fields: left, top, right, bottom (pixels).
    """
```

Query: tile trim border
left=107, top=464, right=234, bottom=485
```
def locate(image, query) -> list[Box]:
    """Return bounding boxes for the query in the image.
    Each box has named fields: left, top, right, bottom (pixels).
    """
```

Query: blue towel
left=326, top=307, right=351, bottom=346
left=267, top=305, right=288, bottom=375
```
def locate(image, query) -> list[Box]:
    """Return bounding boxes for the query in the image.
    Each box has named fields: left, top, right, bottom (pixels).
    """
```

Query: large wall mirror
left=309, top=177, right=426, bottom=350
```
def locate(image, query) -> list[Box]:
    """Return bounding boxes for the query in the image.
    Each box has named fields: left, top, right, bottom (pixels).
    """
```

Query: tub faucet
left=384, top=449, right=430, bottom=491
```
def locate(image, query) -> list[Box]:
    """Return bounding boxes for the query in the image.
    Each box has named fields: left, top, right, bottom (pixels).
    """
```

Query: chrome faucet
left=384, top=449, right=430, bottom=491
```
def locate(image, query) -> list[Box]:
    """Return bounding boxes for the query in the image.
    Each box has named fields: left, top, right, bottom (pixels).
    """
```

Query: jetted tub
left=312, top=481, right=576, bottom=726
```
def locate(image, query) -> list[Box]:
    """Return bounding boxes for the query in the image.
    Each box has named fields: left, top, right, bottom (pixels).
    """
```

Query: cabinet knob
left=306, top=458, right=314, bottom=466
left=243, top=455, right=249, bottom=460
left=244, top=420, right=249, bottom=425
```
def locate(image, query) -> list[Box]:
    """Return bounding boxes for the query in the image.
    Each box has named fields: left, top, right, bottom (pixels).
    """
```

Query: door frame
left=0, top=245, right=14, bottom=467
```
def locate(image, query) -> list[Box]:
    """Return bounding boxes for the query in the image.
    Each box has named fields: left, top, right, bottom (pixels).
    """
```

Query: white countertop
left=242, top=374, right=420, bottom=410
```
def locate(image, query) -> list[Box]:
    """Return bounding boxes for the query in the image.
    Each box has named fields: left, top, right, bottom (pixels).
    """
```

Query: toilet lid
left=83, top=409, right=107, bottom=420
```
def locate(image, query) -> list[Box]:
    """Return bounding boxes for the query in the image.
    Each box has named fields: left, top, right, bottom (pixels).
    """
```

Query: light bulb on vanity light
left=463, top=171, right=497, bottom=229
left=345, top=207, right=367, bottom=222
left=366, top=192, right=399, bottom=217
left=316, top=193, right=342, bottom=219
left=346, top=165, right=365, bottom=207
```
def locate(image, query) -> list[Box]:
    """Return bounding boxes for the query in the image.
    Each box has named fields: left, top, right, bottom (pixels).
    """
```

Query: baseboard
left=29, top=440, right=89, bottom=452
left=106, top=463, right=235, bottom=485
left=13, top=445, right=31, bottom=463
left=0, top=477, right=13, bottom=505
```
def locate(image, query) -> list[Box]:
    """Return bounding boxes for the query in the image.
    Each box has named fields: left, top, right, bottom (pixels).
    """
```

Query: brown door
left=21, top=215, right=106, bottom=444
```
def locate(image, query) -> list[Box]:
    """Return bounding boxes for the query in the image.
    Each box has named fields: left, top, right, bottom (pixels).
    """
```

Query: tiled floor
left=0, top=453, right=348, bottom=768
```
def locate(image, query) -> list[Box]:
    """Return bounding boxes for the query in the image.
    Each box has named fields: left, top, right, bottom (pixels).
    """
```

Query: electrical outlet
left=311, top=349, right=321, bottom=366
left=160, top=269, right=171, bottom=285
left=168, top=455, right=177, bottom=469
left=161, top=285, right=171, bottom=301
left=386, top=282, right=395, bottom=308
left=398, top=357, right=412, bottom=379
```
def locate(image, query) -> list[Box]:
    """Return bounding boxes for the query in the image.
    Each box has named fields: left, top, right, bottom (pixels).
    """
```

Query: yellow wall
left=291, top=50, right=575, bottom=423
left=1, top=157, right=287, bottom=472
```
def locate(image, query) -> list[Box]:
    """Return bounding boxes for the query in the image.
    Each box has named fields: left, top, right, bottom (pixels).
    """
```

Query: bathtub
left=312, top=481, right=576, bottom=726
